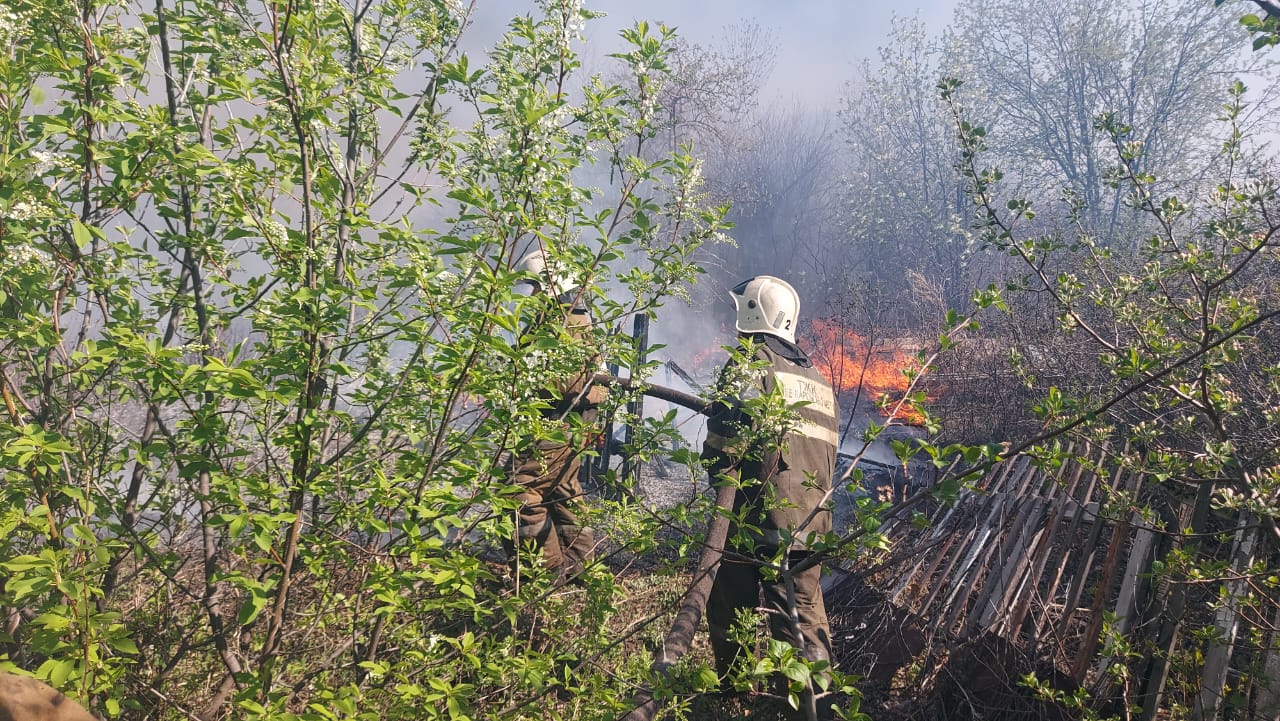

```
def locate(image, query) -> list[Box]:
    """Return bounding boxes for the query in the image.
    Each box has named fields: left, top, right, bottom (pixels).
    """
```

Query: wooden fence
left=844, top=442, right=1279, bottom=721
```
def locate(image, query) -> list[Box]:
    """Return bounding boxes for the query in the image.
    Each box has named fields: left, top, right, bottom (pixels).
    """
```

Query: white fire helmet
left=513, top=248, right=578, bottom=297
left=730, top=275, right=800, bottom=343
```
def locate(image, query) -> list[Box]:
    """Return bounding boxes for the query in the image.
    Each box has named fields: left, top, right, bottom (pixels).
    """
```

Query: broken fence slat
left=973, top=497, right=1048, bottom=636
left=1070, top=464, right=1142, bottom=681
left=891, top=510, right=964, bottom=605
left=941, top=457, right=1035, bottom=632
left=1091, top=513, right=1158, bottom=681
left=1053, top=446, right=1116, bottom=644
left=1012, top=445, right=1088, bottom=637
left=999, top=447, right=1078, bottom=634
left=940, top=495, right=1009, bottom=634
left=916, top=492, right=995, bottom=619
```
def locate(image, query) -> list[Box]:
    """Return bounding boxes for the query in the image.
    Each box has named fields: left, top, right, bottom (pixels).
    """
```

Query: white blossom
left=0, top=243, right=54, bottom=275
left=262, top=220, right=288, bottom=247
left=30, top=151, right=56, bottom=174
left=0, top=7, right=28, bottom=48
left=6, top=201, right=40, bottom=221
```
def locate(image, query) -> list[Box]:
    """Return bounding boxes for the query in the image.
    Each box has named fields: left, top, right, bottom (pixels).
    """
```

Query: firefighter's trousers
left=507, top=441, right=594, bottom=579
left=707, top=551, right=833, bottom=682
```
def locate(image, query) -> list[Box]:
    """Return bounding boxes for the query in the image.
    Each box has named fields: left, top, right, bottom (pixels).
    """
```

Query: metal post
left=620, top=314, right=649, bottom=486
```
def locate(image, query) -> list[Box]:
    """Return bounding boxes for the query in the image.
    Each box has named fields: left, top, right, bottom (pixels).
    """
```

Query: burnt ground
left=824, top=574, right=1079, bottom=721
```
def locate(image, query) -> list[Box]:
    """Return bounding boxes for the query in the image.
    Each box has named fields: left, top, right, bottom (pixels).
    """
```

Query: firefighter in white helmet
left=703, top=275, right=840, bottom=714
left=512, top=247, right=579, bottom=304
left=505, top=248, right=607, bottom=583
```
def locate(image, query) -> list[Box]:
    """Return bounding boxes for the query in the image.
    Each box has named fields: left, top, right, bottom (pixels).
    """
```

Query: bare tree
left=703, top=106, right=847, bottom=299
left=653, top=21, right=777, bottom=155
left=839, top=17, right=989, bottom=311
left=947, top=0, right=1274, bottom=238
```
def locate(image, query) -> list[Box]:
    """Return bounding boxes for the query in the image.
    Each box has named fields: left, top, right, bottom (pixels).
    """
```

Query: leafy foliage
left=933, top=64, right=1280, bottom=719
left=0, top=0, right=733, bottom=717
left=1218, top=0, right=1280, bottom=50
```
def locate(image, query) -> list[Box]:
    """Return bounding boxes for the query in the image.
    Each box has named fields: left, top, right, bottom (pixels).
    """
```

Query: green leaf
left=780, top=658, right=810, bottom=684
left=237, top=589, right=269, bottom=627
left=37, top=658, right=75, bottom=688
left=71, top=220, right=92, bottom=248
left=109, top=636, right=140, bottom=654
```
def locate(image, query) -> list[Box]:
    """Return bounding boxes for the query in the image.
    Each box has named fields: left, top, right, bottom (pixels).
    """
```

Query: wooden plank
left=1193, top=517, right=1258, bottom=721
left=891, top=512, right=963, bottom=604
left=1257, top=601, right=1280, bottom=720
left=890, top=481, right=973, bottom=602
left=974, top=497, right=1048, bottom=635
left=913, top=516, right=980, bottom=617
left=941, top=491, right=1014, bottom=634
left=913, top=466, right=1011, bottom=617
left=967, top=491, right=1043, bottom=635
left=879, top=457, right=961, bottom=539
left=1010, top=452, right=1045, bottom=497
left=1034, top=448, right=1103, bottom=641
left=1054, top=452, right=1120, bottom=644
left=988, top=453, right=1024, bottom=492
left=991, top=446, right=1077, bottom=638
left=944, top=456, right=1040, bottom=634
left=1070, top=467, right=1141, bottom=681
left=1139, top=482, right=1215, bottom=721
left=995, top=528, right=1043, bottom=638
left=1008, top=447, right=1086, bottom=637
left=1112, top=517, right=1157, bottom=636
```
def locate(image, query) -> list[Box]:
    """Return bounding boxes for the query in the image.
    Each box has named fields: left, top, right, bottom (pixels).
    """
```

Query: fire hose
left=589, top=373, right=735, bottom=721
left=590, top=372, right=715, bottom=416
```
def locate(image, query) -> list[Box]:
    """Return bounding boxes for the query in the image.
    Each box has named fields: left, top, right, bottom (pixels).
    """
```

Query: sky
left=471, top=0, right=962, bottom=106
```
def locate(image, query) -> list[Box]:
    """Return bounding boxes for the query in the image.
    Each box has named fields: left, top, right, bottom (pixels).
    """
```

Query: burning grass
left=803, top=318, right=931, bottom=425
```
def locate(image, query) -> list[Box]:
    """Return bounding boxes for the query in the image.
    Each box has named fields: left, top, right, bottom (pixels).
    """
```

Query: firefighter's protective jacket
left=507, top=301, right=606, bottom=575
left=519, top=302, right=607, bottom=454
left=0, top=671, right=97, bottom=721
left=541, top=305, right=607, bottom=421
left=703, top=334, right=840, bottom=550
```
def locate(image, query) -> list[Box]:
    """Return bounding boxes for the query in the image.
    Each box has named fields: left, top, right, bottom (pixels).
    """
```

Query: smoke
left=631, top=297, right=733, bottom=448
left=468, top=2, right=963, bottom=120
left=461, top=0, right=965, bottom=457
left=576, top=1, right=961, bottom=107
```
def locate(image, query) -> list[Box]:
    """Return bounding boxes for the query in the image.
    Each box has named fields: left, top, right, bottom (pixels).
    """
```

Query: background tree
left=929, top=55, right=1280, bottom=718
left=830, top=0, right=1280, bottom=447
left=947, top=0, right=1271, bottom=238
left=649, top=21, right=776, bottom=158
left=703, top=107, right=846, bottom=300
left=839, top=17, right=986, bottom=313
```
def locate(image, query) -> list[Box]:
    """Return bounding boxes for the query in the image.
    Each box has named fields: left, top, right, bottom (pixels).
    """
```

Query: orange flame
left=804, top=318, right=927, bottom=425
